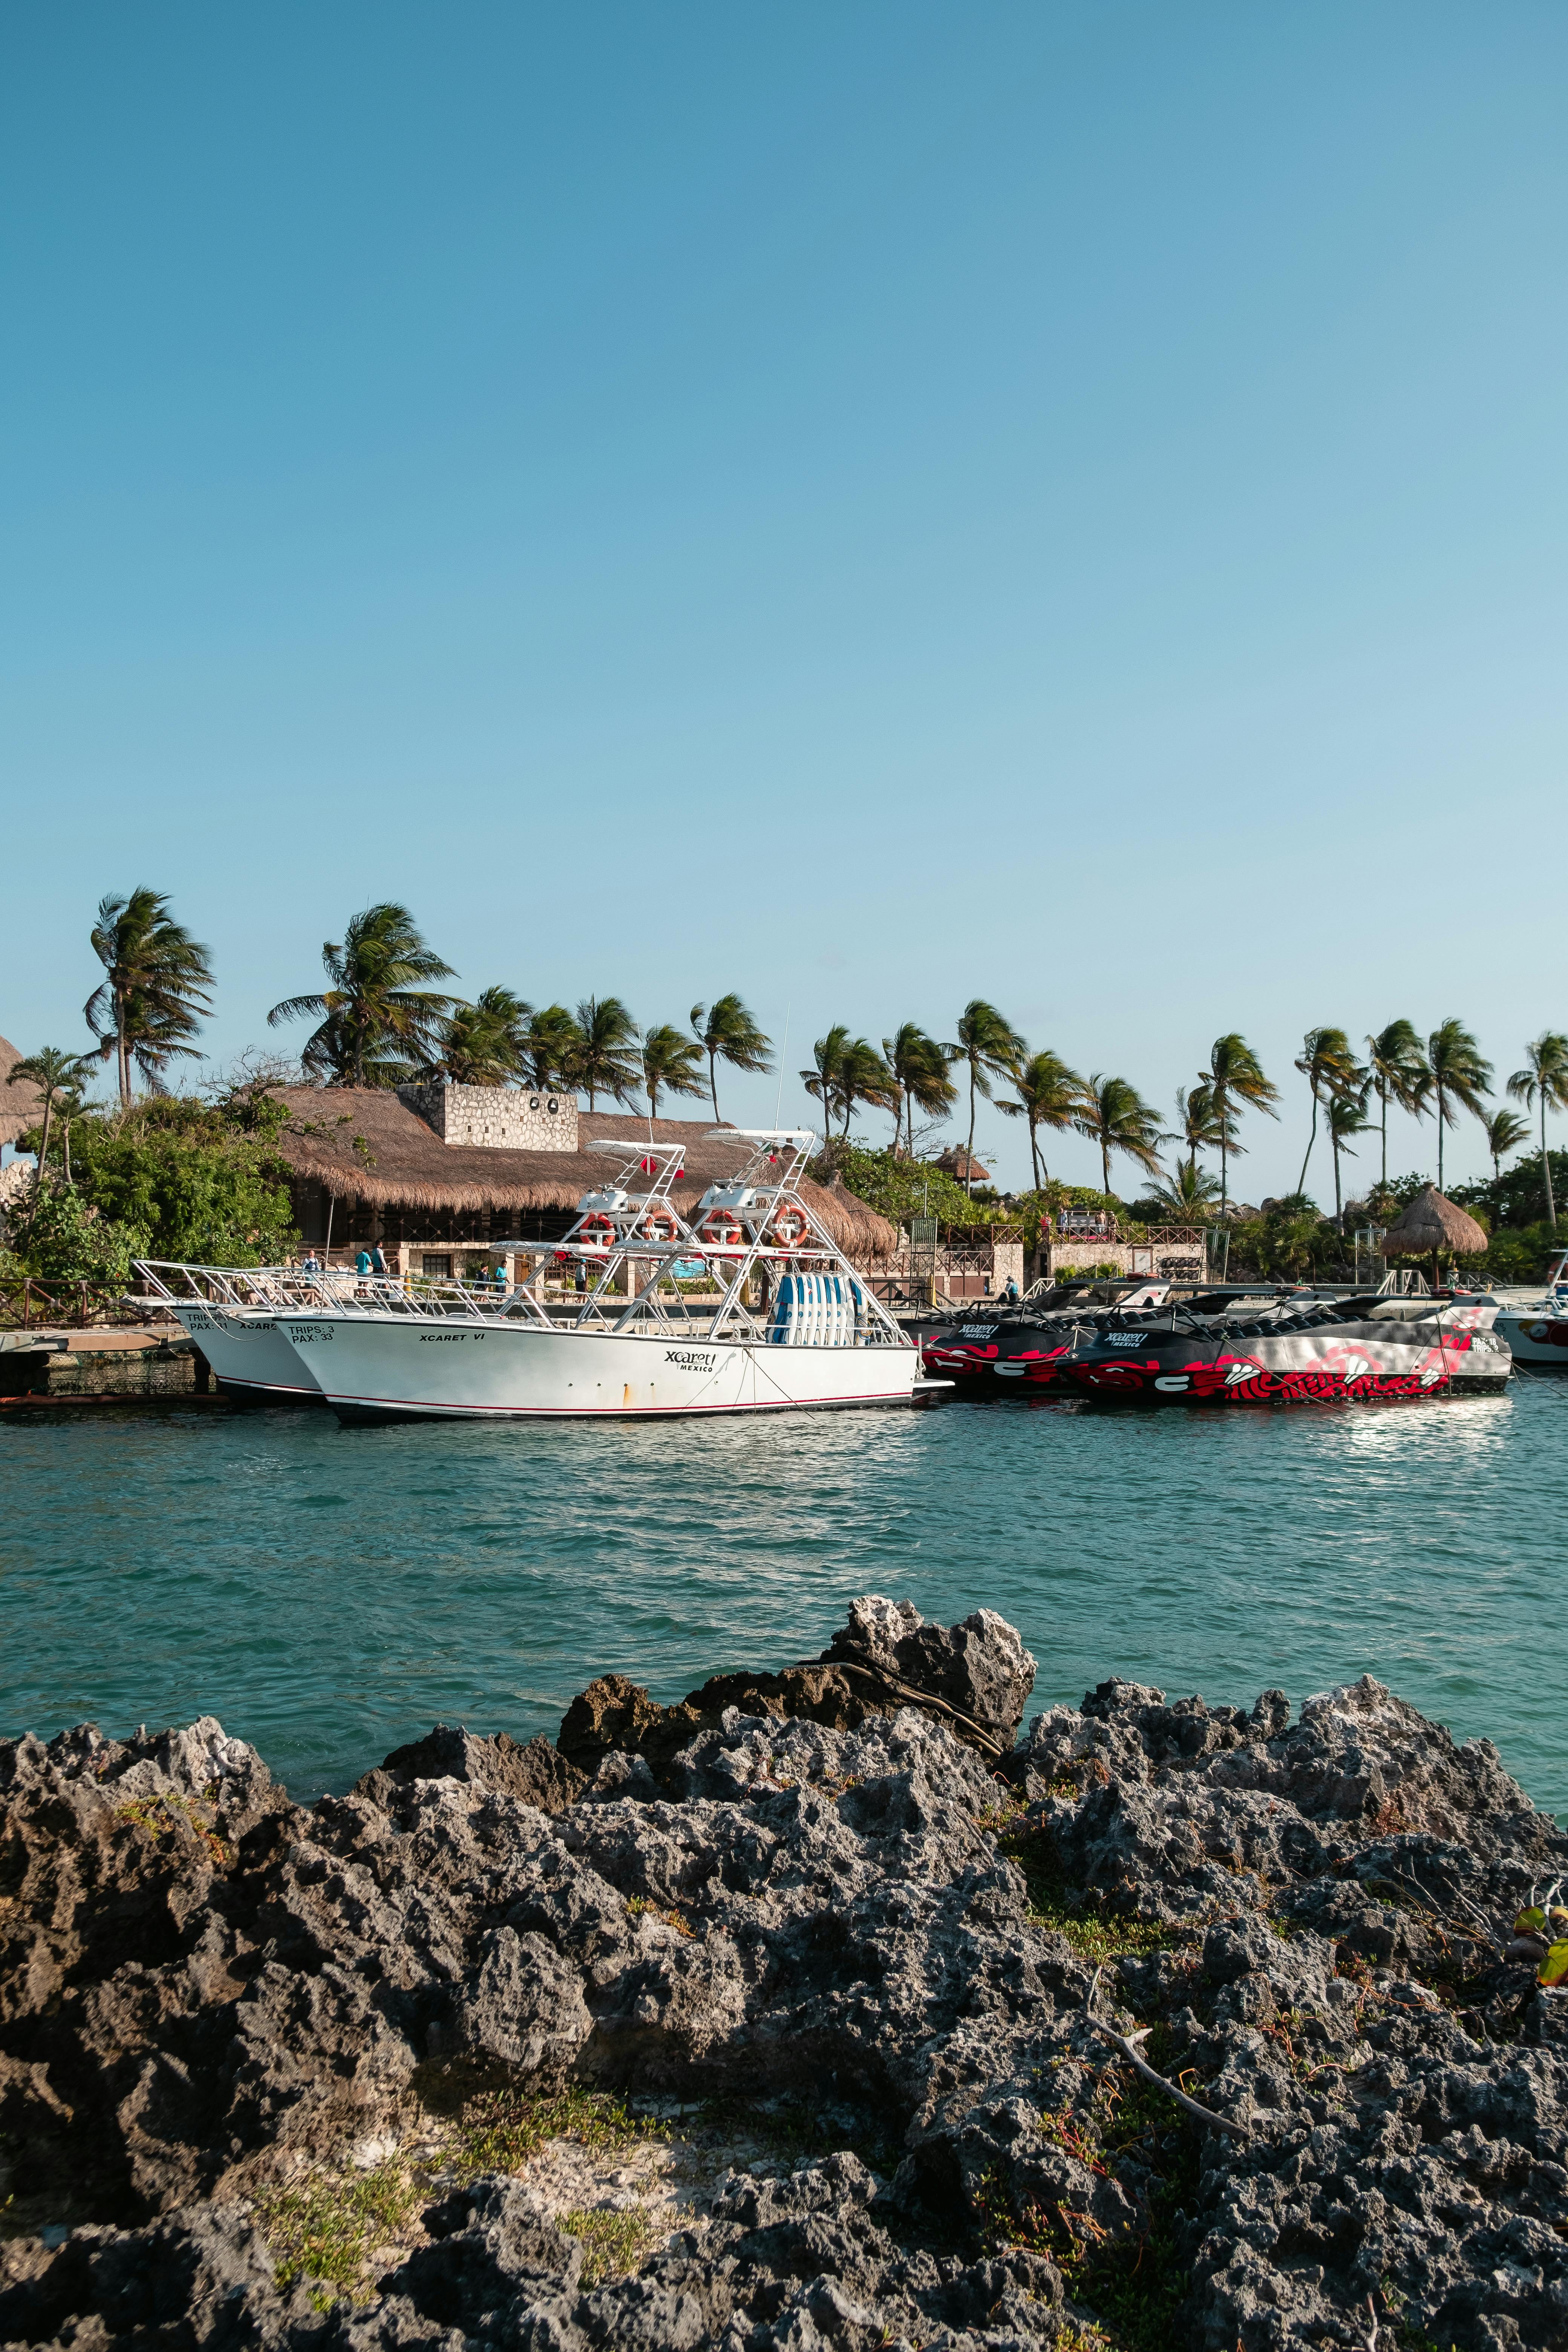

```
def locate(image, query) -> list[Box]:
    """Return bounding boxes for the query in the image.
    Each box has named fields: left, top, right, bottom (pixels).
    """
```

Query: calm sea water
left=2, top=1384, right=1563, bottom=1814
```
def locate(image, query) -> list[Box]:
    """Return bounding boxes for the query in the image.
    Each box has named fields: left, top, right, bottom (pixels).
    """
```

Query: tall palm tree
left=1427, top=1018, right=1492, bottom=1193
left=881, top=1023, right=957, bottom=1157
left=640, top=1024, right=707, bottom=1121
left=1072, top=1074, right=1164, bottom=1198
left=1325, top=1090, right=1370, bottom=1231
left=1507, top=1030, right=1568, bottom=1231
left=802, top=1026, right=851, bottom=1155
left=6, top=1048, right=97, bottom=1210
left=572, top=997, right=641, bottom=1110
left=997, top=1051, right=1086, bottom=1191
left=1365, top=1019, right=1431, bottom=1188
left=944, top=1001, right=1027, bottom=1196
left=1202, top=1034, right=1279, bottom=1213
left=427, top=986, right=531, bottom=1085
left=1482, top=1106, right=1530, bottom=1184
left=1294, top=1028, right=1365, bottom=1195
left=268, top=904, right=461, bottom=1086
left=519, top=1005, right=582, bottom=1092
left=85, top=888, right=214, bottom=1107
left=690, top=995, right=772, bottom=1122
left=835, top=1038, right=898, bottom=1141
left=1172, top=1082, right=1223, bottom=1183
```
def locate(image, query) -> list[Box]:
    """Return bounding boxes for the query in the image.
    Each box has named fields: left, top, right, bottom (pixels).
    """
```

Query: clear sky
left=5, top=2, right=1565, bottom=1199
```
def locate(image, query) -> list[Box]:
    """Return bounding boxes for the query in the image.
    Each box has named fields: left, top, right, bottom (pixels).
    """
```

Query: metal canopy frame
left=134, top=1130, right=909, bottom=1354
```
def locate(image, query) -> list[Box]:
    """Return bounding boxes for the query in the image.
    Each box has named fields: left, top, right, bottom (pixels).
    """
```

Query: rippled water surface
left=3, top=1383, right=1564, bottom=1811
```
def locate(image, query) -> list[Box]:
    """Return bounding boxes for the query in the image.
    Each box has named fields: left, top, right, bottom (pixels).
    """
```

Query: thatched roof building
left=1381, top=1185, right=1489, bottom=1267
left=265, top=1087, right=896, bottom=1260
left=0, top=1036, right=44, bottom=1149
left=934, top=1147, right=991, bottom=1184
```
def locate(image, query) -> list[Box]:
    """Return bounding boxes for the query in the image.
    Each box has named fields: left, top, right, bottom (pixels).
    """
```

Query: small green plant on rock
left=254, top=2164, right=418, bottom=2306
left=994, top=1822, right=1184, bottom=1967
left=452, top=2083, right=657, bottom=2179
left=559, top=2205, right=660, bottom=2284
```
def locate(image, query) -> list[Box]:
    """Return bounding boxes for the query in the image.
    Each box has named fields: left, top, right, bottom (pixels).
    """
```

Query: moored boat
left=1059, top=1292, right=1509, bottom=1404
left=134, top=1265, right=337, bottom=1404
left=1493, top=1251, right=1568, bottom=1367
left=146, top=1133, right=934, bottom=1425
left=920, top=1276, right=1171, bottom=1394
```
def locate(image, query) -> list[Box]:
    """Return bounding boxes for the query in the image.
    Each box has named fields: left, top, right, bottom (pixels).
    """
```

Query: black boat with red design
left=922, top=1286, right=1510, bottom=1405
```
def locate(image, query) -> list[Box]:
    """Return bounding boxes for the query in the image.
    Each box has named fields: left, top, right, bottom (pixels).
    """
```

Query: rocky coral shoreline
left=2, top=1599, right=1566, bottom=2351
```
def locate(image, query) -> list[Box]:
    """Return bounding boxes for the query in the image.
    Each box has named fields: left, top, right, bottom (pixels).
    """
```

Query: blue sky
left=5, top=2, right=1565, bottom=1199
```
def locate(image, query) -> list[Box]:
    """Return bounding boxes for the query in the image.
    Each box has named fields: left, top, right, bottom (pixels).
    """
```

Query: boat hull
left=1065, top=1324, right=1510, bottom=1405
left=1493, top=1311, right=1568, bottom=1367
left=164, top=1305, right=327, bottom=1403
left=274, top=1314, right=921, bottom=1422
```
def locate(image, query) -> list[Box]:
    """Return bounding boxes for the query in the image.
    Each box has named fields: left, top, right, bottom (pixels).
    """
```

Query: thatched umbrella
left=1380, top=1185, right=1488, bottom=1291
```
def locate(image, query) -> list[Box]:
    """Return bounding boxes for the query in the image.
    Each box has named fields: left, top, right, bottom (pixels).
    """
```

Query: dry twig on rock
left=1082, top=1968, right=1253, bottom=2141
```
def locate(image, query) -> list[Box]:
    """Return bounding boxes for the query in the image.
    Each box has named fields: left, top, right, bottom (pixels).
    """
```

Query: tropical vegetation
left=12, top=888, right=1568, bottom=1292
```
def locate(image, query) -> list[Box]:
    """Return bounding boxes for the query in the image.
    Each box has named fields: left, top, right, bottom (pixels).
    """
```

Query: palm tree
left=1144, top=1159, right=1222, bottom=1220
left=268, top=904, right=461, bottom=1086
left=836, top=1038, right=899, bottom=1141
left=640, top=1024, right=707, bottom=1121
left=428, top=986, right=531, bottom=1085
left=802, top=1026, right=851, bottom=1155
left=572, top=997, right=641, bottom=1110
left=519, top=1005, right=582, bottom=1092
left=85, top=888, right=214, bottom=1107
left=6, top=1048, right=97, bottom=1209
left=1202, top=1035, right=1278, bottom=1214
left=944, top=1001, right=1027, bottom=1196
left=1427, top=1018, right=1493, bottom=1192
left=997, top=1051, right=1086, bottom=1190
left=1365, top=1020, right=1431, bottom=1188
left=1294, top=1028, right=1364, bottom=1195
left=1072, top=1074, right=1165, bottom=1197
left=1325, top=1090, right=1370, bottom=1231
left=1507, top=1031, right=1568, bottom=1231
left=1482, top=1106, right=1530, bottom=1184
left=881, top=1023, right=957, bottom=1157
left=690, top=995, right=772, bottom=1122
left=1172, top=1083, right=1223, bottom=1183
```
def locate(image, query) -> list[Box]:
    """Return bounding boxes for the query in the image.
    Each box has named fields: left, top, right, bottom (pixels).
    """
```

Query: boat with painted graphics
left=919, top=1276, right=1171, bottom=1394
left=1058, top=1291, right=1509, bottom=1404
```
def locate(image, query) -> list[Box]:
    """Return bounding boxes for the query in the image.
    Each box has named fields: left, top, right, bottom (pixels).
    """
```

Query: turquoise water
left=2, top=1385, right=1563, bottom=1813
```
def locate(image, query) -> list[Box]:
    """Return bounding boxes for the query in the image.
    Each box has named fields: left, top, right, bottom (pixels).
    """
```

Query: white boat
left=1493, top=1251, right=1568, bottom=1368
left=133, top=1264, right=343, bottom=1404
left=144, top=1133, right=936, bottom=1424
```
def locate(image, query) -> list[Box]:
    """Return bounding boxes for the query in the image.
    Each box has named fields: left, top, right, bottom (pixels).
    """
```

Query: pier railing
left=0, top=1278, right=171, bottom=1332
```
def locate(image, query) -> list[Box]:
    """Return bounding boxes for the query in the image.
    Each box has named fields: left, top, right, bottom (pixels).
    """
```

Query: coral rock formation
left=2, top=1603, right=1565, bottom=2350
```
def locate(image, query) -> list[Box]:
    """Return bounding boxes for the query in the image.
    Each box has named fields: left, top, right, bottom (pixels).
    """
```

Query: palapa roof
left=0, top=1035, right=44, bottom=1148
left=262, top=1088, right=896, bottom=1256
left=934, top=1146, right=991, bottom=1182
left=1380, top=1184, right=1489, bottom=1260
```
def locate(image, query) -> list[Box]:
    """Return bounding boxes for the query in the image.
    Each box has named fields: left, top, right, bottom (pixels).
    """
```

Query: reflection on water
left=2, top=1381, right=1563, bottom=1812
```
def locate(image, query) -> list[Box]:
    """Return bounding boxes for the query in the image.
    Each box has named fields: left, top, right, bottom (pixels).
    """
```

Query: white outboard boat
left=1493, top=1251, right=1568, bottom=1368
left=141, top=1133, right=935, bottom=1424
left=132, top=1263, right=344, bottom=1403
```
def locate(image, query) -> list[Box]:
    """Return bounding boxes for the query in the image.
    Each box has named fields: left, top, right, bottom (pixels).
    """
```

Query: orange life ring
left=768, top=1197, right=811, bottom=1250
left=577, top=1213, right=616, bottom=1251
left=699, top=1208, right=747, bottom=1248
left=637, top=1208, right=679, bottom=1245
